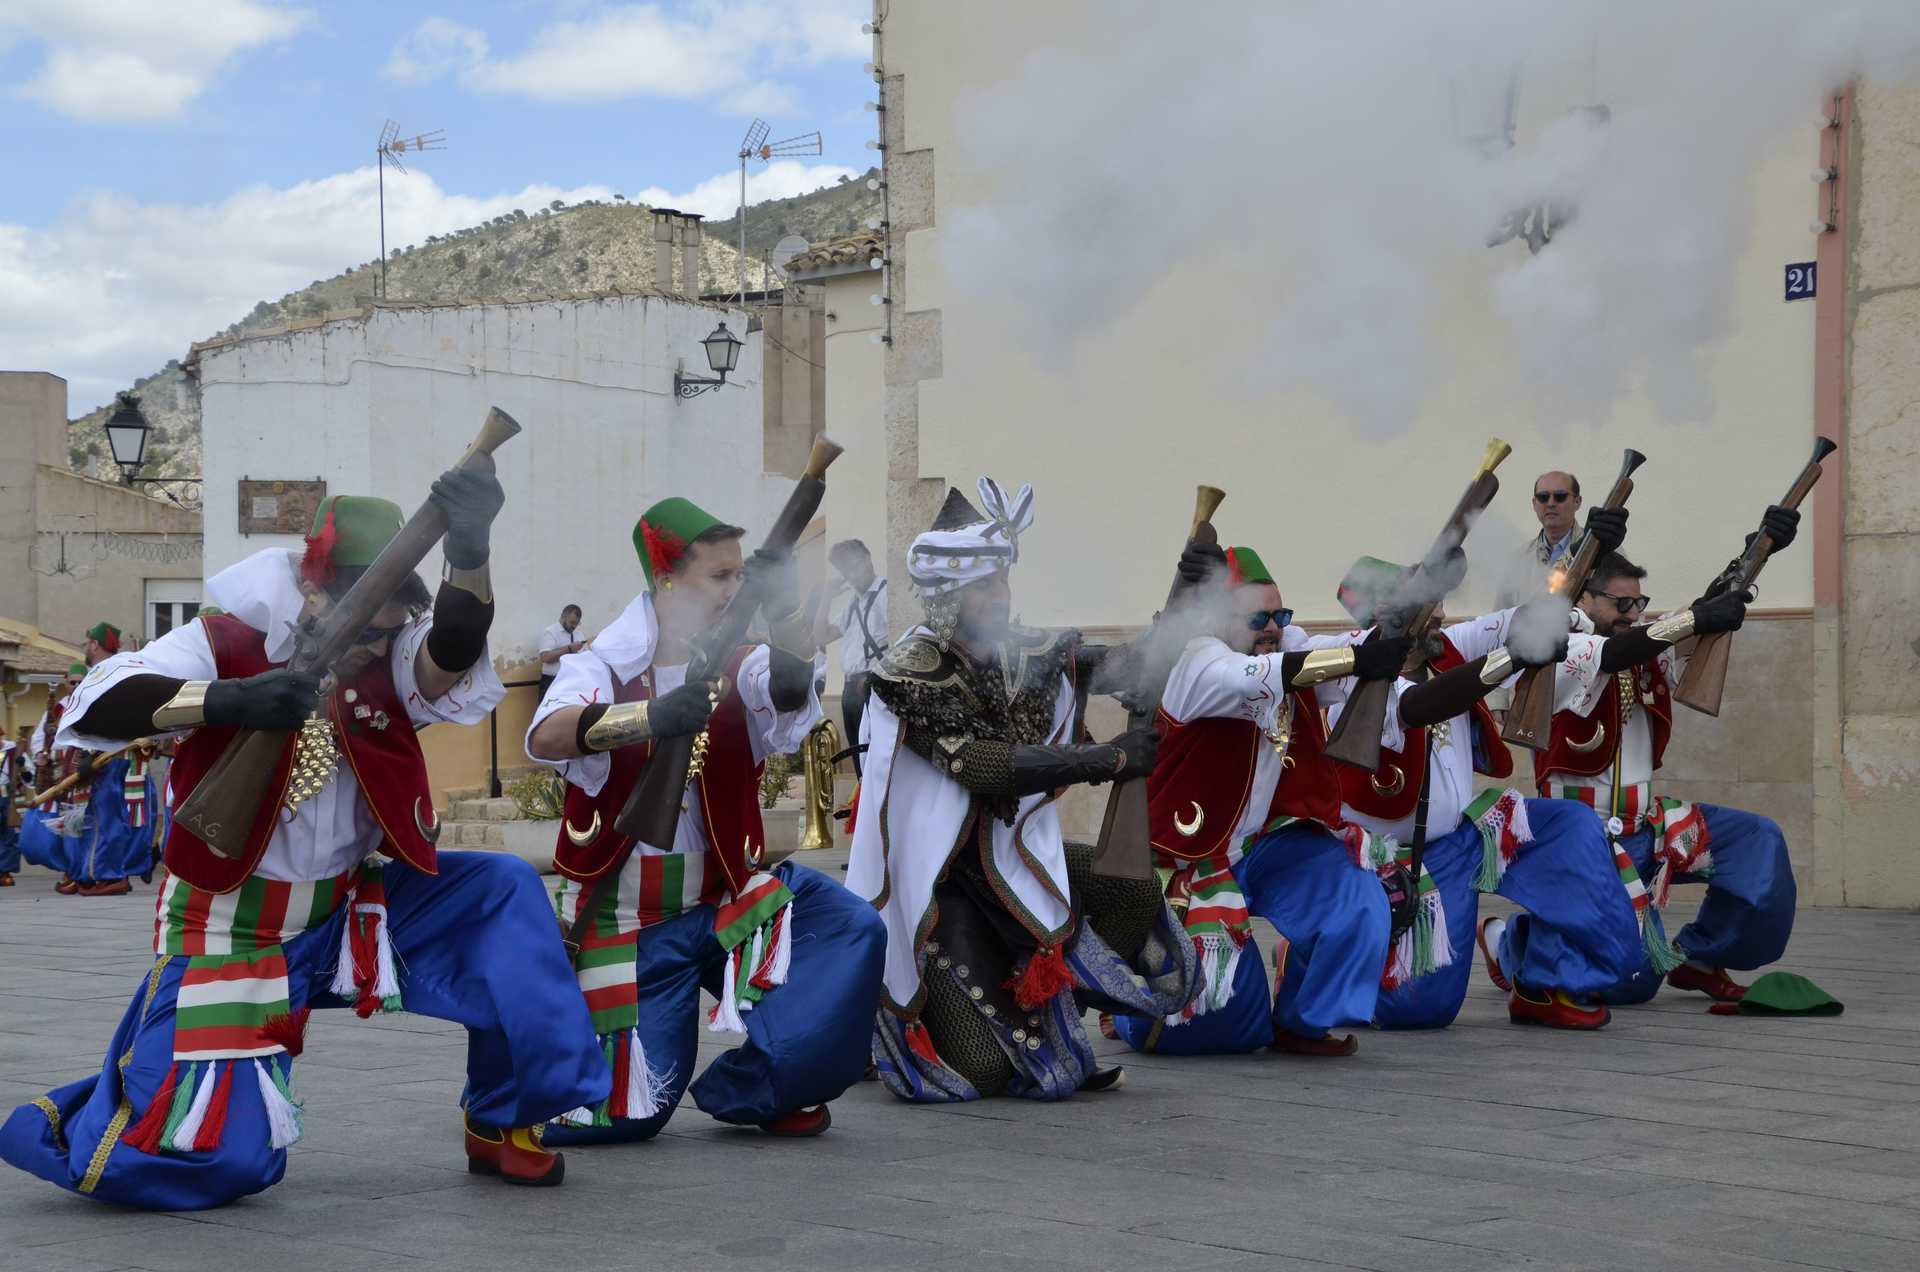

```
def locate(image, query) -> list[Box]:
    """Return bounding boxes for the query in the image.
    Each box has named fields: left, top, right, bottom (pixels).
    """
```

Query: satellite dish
left=770, top=235, right=811, bottom=271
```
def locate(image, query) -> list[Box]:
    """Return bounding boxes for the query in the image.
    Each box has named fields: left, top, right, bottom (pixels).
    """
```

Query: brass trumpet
left=797, top=718, right=842, bottom=851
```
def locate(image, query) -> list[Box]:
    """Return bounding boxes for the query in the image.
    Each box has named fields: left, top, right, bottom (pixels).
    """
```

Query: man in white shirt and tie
left=538, top=604, right=585, bottom=698
left=809, top=540, right=888, bottom=774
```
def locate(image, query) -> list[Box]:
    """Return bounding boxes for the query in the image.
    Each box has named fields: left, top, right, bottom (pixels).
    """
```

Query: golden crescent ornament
left=413, top=798, right=442, bottom=844
left=564, top=810, right=602, bottom=847
left=1370, top=764, right=1406, bottom=798
left=1173, top=801, right=1205, bottom=837
left=1568, top=721, right=1608, bottom=753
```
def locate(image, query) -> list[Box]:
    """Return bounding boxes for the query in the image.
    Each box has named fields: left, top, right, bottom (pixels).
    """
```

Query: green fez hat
left=1224, top=546, right=1274, bottom=587
left=302, top=495, right=405, bottom=588
left=1337, top=556, right=1409, bottom=627
left=86, top=622, right=121, bottom=653
left=67, top=662, right=89, bottom=678
left=635, top=496, right=725, bottom=590
left=1708, top=971, right=1844, bottom=1017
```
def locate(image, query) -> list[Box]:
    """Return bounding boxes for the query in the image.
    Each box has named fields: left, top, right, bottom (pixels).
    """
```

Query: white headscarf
left=906, top=477, right=1035, bottom=598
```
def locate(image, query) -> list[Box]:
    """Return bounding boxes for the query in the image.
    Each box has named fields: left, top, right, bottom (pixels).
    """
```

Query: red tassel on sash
left=1004, top=944, right=1073, bottom=1012
left=121, top=1062, right=181, bottom=1154
left=904, top=1021, right=942, bottom=1067
left=263, top=1007, right=311, bottom=1058
left=609, top=1031, right=631, bottom=1120
left=192, top=1061, right=235, bottom=1151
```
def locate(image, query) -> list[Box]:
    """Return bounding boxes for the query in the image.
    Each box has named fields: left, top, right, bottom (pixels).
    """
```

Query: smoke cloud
left=939, top=1, right=1920, bottom=435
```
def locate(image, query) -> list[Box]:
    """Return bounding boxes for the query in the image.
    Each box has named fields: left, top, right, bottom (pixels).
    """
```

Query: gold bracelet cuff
left=1647, top=610, right=1697, bottom=645
left=1479, top=648, right=1516, bottom=686
left=583, top=701, right=652, bottom=752
left=766, top=608, right=815, bottom=661
left=151, top=680, right=212, bottom=732
left=442, top=561, right=494, bottom=605
left=1293, top=647, right=1357, bottom=686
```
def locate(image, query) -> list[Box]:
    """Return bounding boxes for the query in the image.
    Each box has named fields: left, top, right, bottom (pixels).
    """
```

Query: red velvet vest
left=551, top=646, right=765, bottom=896
left=164, top=614, right=439, bottom=894
left=1340, top=635, right=1515, bottom=821
left=1146, top=708, right=1262, bottom=863
left=1532, top=662, right=1673, bottom=787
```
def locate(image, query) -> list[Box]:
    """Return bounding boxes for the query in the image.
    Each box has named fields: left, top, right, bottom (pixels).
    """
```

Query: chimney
left=652, top=209, right=676, bottom=294
left=680, top=213, right=703, bottom=300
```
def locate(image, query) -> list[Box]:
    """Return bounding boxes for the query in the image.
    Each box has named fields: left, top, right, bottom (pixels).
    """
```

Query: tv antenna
left=376, top=121, right=448, bottom=298
left=735, top=120, right=822, bottom=303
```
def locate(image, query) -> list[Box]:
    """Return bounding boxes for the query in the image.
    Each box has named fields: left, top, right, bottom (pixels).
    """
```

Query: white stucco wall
left=867, top=3, right=1820, bottom=627
left=197, top=296, right=776, bottom=662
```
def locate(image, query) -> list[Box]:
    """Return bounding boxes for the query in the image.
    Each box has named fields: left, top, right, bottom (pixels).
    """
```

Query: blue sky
left=0, top=1, right=874, bottom=411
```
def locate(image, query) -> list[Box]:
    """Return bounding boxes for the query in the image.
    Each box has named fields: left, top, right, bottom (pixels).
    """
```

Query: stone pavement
left=3, top=852, right=1918, bottom=1272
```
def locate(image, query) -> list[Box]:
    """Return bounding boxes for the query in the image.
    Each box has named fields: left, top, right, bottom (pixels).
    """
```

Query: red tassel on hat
left=121, top=1062, right=181, bottom=1154
left=262, top=1007, right=311, bottom=1058
left=301, top=504, right=339, bottom=589
left=640, top=519, right=686, bottom=583
left=1004, top=944, right=1074, bottom=1012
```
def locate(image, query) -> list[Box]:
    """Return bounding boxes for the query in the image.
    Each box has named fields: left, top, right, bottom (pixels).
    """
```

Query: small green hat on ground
left=302, top=495, right=406, bottom=588
left=1224, top=546, right=1274, bottom=587
left=634, top=496, right=725, bottom=590
left=1710, top=971, right=1844, bottom=1017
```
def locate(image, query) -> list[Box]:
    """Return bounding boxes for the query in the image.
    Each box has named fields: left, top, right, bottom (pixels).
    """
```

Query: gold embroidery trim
left=29, top=1097, right=65, bottom=1151
left=79, top=958, right=167, bottom=1194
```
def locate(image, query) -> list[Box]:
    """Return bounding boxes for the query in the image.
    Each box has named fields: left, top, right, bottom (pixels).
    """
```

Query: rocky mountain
left=65, top=172, right=884, bottom=484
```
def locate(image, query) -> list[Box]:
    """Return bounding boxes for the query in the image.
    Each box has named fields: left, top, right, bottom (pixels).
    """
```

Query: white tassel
left=254, top=1059, right=303, bottom=1150
left=167, top=1062, right=217, bottom=1151
left=329, top=888, right=361, bottom=999
left=708, top=947, right=746, bottom=1033
left=1385, top=930, right=1415, bottom=986
left=557, top=1106, right=596, bottom=1127
left=624, top=1027, right=676, bottom=1120
left=370, top=906, right=401, bottom=1001
left=1427, top=893, right=1455, bottom=970
left=765, top=905, right=792, bottom=987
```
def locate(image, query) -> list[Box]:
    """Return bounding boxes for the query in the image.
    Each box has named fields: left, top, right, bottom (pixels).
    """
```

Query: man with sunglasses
left=1516, top=516, right=1800, bottom=1008
left=1106, top=543, right=1418, bottom=1058
left=1323, top=533, right=1649, bottom=1033
left=3, top=484, right=614, bottom=1206
left=1496, top=471, right=1585, bottom=608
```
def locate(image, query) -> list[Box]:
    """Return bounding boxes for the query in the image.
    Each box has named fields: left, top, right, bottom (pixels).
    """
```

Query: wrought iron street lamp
left=674, top=321, right=744, bottom=399
left=103, top=391, right=202, bottom=506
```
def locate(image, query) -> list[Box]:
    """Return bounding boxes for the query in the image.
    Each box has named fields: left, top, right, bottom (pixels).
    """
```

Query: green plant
left=505, top=771, right=567, bottom=821
left=760, top=752, right=801, bottom=809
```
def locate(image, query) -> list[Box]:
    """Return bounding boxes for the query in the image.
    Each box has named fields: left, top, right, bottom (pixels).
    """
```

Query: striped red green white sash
left=124, top=753, right=149, bottom=828
left=1549, top=780, right=1650, bottom=833
left=154, top=868, right=356, bottom=956
left=1463, top=787, right=1535, bottom=890
left=1162, top=855, right=1249, bottom=1022
left=708, top=871, right=794, bottom=1033
left=174, top=951, right=294, bottom=1060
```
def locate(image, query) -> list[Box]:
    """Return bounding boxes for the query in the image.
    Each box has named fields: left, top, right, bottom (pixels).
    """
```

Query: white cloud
left=383, top=16, right=489, bottom=85
left=632, top=159, right=855, bottom=221
left=0, top=168, right=615, bottom=413
left=386, top=1, right=866, bottom=108
left=3, top=0, right=308, bottom=123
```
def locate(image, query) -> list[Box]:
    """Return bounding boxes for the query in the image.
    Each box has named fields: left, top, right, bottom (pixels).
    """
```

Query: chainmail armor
left=1063, top=840, right=1161, bottom=965
left=919, top=960, right=1015, bottom=1095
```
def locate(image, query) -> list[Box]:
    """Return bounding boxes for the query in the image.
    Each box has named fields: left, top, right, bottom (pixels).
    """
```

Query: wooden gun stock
left=172, top=407, right=523, bottom=858
left=1091, top=484, right=1225, bottom=882
left=1503, top=448, right=1647, bottom=749
left=1675, top=436, right=1835, bottom=716
left=1324, top=439, right=1511, bottom=771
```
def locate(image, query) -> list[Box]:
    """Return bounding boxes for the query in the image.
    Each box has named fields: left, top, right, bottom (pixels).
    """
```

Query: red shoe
left=1508, top=985, right=1610, bottom=1030
left=0, top=873, right=14, bottom=887
left=1666, top=963, right=1748, bottom=1002
left=1272, top=1029, right=1360, bottom=1057
left=1477, top=917, right=1511, bottom=992
left=761, top=1104, right=831, bottom=1137
left=464, top=1118, right=565, bottom=1186
left=79, top=878, right=131, bottom=897
left=1097, top=1012, right=1120, bottom=1041
left=54, top=876, right=79, bottom=895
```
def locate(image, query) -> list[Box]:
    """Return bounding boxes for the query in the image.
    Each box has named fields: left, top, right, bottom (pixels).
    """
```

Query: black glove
left=430, top=468, right=505, bottom=569
left=1353, top=635, right=1416, bottom=681
left=1585, top=506, right=1629, bottom=555
left=651, top=678, right=723, bottom=738
left=1109, top=726, right=1161, bottom=782
left=204, top=669, right=323, bottom=732
left=1691, top=588, right=1752, bottom=636
left=746, top=547, right=800, bottom=616
left=1176, top=539, right=1228, bottom=586
left=1748, top=505, right=1800, bottom=555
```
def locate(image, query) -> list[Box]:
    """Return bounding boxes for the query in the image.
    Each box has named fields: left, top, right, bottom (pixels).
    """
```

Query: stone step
left=447, top=797, right=525, bottom=822
left=439, top=820, right=509, bottom=848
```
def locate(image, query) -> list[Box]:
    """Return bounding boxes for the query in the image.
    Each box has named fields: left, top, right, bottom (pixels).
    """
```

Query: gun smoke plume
left=941, top=0, right=1920, bottom=435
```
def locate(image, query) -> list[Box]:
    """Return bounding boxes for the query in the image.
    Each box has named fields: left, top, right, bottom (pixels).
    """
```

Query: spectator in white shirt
left=537, top=604, right=584, bottom=697
left=807, top=540, right=888, bottom=774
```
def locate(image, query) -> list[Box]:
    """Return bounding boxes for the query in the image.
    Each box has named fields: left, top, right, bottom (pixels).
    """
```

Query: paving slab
left=2, top=857, right=1918, bottom=1271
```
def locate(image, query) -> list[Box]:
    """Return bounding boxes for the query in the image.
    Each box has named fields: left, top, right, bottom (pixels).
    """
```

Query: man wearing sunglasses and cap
left=1516, top=514, right=1800, bottom=1010
left=3, top=482, right=612, bottom=1206
left=1105, top=543, right=1418, bottom=1058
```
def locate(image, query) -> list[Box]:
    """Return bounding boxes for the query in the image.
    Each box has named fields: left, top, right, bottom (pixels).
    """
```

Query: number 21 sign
left=1785, top=262, right=1817, bottom=301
